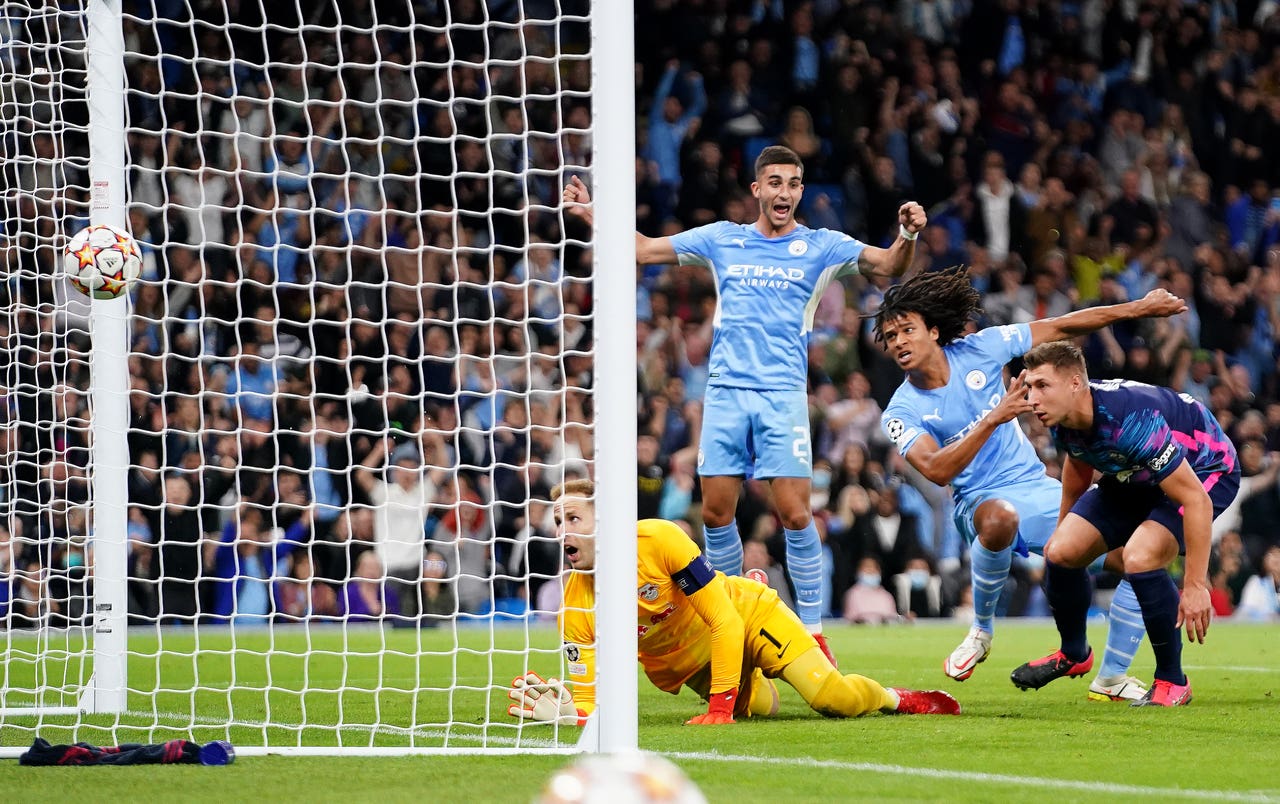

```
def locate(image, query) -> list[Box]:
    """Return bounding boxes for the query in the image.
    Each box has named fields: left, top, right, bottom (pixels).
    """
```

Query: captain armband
left=672, top=554, right=716, bottom=595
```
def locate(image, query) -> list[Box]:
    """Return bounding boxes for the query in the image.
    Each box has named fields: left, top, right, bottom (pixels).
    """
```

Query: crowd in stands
left=2, top=0, right=1280, bottom=627
left=630, top=0, right=1280, bottom=623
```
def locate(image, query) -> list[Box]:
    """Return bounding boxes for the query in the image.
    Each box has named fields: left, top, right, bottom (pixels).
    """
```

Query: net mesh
left=0, top=0, right=598, bottom=751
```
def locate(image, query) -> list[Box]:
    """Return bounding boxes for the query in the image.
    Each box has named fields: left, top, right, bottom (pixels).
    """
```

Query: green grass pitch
left=1, top=620, right=1277, bottom=802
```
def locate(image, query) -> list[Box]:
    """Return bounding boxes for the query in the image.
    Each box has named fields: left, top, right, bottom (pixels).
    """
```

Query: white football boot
left=1087, top=674, right=1149, bottom=702
left=943, top=626, right=992, bottom=681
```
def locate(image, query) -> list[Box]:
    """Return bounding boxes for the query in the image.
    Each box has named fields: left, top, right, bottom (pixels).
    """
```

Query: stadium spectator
left=417, top=550, right=457, bottom=626
left=354, top=437, right=437, bottom=620
left=862, top=484, right=923, bottom=583
left=892, top=556, right=944, bottom=620
left=647, top=60, right=707, bottom=221
left=843, top=556, right=899, bottom=625
left=343, top=550, right=399, bottom=622
left=1234, top=545, right=1280, bottom=621
left=428, top=474, right=495, bottom=615
left=276, top=551, right=340, bottom=622
left=149, top=474, right=205, bottom=624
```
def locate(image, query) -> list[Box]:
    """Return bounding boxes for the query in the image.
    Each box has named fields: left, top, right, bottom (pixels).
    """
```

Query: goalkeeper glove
left=506, top=672, right=582, bottom=725
left=686, top=688, right=737, bottom=725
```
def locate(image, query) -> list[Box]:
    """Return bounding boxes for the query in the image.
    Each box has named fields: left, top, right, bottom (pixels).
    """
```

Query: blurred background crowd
left=2, top=0, right=1280, bottom=629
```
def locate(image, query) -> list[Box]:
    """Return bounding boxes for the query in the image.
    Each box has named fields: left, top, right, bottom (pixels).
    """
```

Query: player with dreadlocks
left=875, top=267, right=1186, bottom=700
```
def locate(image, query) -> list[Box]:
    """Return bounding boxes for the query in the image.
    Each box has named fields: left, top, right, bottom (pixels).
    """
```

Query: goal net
left=0, top=0, right=636, bottom=755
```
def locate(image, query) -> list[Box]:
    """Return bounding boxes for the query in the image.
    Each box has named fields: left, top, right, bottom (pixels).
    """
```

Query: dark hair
left=1022, top=340, right=1088, bottom=377
left=754, top=145, right=803, bottom=178
left=870, top=266, right=982, bottom=347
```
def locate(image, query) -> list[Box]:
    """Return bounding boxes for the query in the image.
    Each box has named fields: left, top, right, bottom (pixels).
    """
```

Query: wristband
left=900, top=224, right=918, bottom=241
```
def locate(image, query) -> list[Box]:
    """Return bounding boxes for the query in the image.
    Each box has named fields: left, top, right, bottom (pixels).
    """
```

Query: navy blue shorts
left=1069, top=468, right=1241, bottom=553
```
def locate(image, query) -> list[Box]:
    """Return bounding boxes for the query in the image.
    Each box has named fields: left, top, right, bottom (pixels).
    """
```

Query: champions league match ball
left=63, top=223, right=143, bottom=300
left=536, top=751, right=707, bottom=804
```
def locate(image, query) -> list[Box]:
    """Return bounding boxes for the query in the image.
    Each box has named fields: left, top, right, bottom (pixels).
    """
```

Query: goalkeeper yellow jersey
left=560, top=518, right=754, bottom=715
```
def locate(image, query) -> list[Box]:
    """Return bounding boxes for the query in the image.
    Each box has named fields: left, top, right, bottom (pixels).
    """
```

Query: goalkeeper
left=507, top=480, right=959, bottom=726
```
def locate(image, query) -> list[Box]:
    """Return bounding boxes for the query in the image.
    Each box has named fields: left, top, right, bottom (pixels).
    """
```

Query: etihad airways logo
left=943, top=392, right=1003, bottom=445
left=726, top=264, right=806, bottom=280
left=726, top=264, right=806, bottom=289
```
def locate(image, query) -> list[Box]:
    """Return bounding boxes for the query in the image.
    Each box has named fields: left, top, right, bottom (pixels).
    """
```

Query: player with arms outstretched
left=563, top=146, right=926, bottom=663
left=1013, top=342, right=1239, bottom=706
left=506, top=479, right=959, bottom=726
left=874, top=268, right=1186, bottom=700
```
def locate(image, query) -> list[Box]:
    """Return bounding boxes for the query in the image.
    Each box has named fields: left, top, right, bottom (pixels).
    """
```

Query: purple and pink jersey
left=1052, top=380, right=1236, bottom=487
left=1055, top=380, right=1240, bottom=552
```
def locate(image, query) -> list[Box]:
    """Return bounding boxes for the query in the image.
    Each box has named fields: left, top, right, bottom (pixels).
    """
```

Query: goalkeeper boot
left=943, top=626, right=992, bottom=681
left=1088, top=674, right=1148, bottom=702
left=890, top=688, right=961, bottom=716
left=1130, top=677, right=1192, bottom=707
left=813, top=633, right=838, bottom=669
left=1010, top=648, right=1094, bottom=691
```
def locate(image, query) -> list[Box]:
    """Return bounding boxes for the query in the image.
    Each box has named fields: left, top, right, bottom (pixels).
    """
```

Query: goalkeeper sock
left=703, top=521, right=743, bottom=576
left=784, top=522, right=824, bottom=628
left=969, top=542, right=1012, bottom=633
left=1125, top=569, right=1186, bottom=685
left=781, top=647, right=893, bottom=717
left=1098, top=579, right=1145, bottom=680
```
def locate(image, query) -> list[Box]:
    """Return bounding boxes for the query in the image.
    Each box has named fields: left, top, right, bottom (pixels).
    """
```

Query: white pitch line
left=1184, top=665, right=1277, bottom=674
left=664, top=751, right=1280, bottom=803
left=126, top=709, right=567, bottom=750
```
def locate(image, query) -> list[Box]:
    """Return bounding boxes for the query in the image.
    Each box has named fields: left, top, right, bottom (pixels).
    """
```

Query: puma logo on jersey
left=731, top=238, right=747, bottom=248
left=923, top=409, right=943, bottom=423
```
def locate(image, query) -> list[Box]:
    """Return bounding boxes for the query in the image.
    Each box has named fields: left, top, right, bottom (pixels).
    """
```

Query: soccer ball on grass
left=63, top=223, right=142, bottom=299
left=537, top=751, right=707, bottom=804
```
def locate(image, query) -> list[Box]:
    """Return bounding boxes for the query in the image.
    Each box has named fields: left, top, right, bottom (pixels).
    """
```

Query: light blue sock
left=784, top=522, right=824, bottom=628
left=1099, top=579, right=1146, bottom=679
left=703, top=521, right=743, bottom=576
left=970, top=542, right=1012, bottom=633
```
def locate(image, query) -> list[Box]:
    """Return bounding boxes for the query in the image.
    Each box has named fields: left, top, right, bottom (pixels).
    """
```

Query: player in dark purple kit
left=1011, top=342, right=1239, bottom=707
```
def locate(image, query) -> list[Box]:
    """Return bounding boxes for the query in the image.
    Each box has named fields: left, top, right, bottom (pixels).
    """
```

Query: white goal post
left=0, top=0, right=635, bottom=756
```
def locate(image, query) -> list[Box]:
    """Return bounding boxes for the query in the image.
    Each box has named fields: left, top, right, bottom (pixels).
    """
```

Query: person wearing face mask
left=843, top=557, right=899, bottom=625
left=893, top=557, right=943, bottom=620
left=809, top=460, right=834, bottom=511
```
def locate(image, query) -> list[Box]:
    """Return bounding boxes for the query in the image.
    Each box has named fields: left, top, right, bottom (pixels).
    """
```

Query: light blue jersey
left=669, top=221, right=867, bottom=391
left=881, top=323, right=1046, bottom=499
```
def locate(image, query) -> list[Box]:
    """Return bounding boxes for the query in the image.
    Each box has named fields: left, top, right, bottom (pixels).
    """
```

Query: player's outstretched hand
left=562, top=176, right=593, bottom=224
left=991, top=370, right=1033, bottom=425
left=898, top=201, right=927, bottom=237
left=1136, top=288, right=1188, bottom=318
left=507, top=671, right=580, bottom=724
left=1176, top=582, right=1212, bottom=644
left=685, top=688, right=737, bottom=726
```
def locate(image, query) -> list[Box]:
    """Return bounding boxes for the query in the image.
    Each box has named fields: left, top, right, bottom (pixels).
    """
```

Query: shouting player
left=874, top=268, right=1185, bottom=700
left=1013, top=342, right=1239, bottom=706
left=506, top=479, right=960, bottom=726
left=564, top=146, right=926, bottom=663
